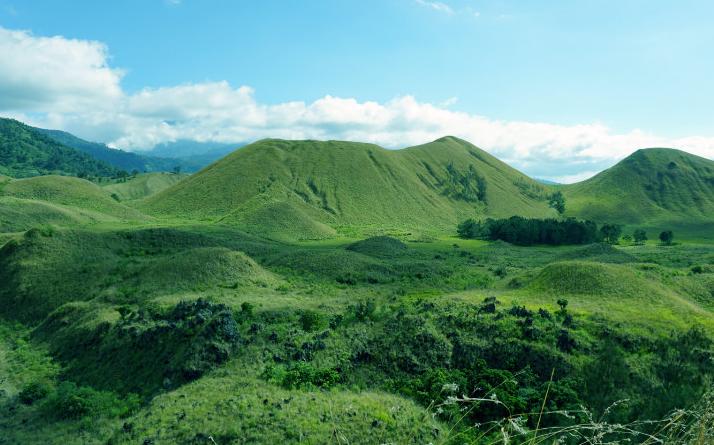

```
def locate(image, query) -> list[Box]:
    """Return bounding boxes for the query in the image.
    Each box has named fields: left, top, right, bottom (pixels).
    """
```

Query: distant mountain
left=536, top=178, right=560, bottom=185
left=564, top=148, right=714, bottom=226
left=141, top=136, right=556, bottom=238
left=0, top=118, right=118, bottom=178
left=144, top=140, right=241, bottom=160
left=36, top=128, right=202, bottom=173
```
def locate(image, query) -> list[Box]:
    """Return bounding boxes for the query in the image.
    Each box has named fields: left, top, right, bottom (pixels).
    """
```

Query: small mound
left=102, top=172, right=187, bottom=201
left=0, top=197, right=89, bottom=232
left=3, top=175, right=147, bottom=221
left=528, top=261, right=658, bottom=297
left=558, top=243, right=636, bottom=264
left=136, top=247, right=277, bottom=291
left=109, top=375, right=441, bottom=444
left=221, top=198, right=337, bottom=241
left=346, top=236, right=408, bottom=258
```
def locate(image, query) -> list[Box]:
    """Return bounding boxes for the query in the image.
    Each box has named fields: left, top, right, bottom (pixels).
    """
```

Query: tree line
left=457, top=216, right=675, bottom=246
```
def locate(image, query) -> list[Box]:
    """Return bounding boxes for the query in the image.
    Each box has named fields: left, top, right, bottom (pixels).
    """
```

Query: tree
left=457, top=218, right=482, bottom=239
left=600, top=223, right=622, bottom=244
left=633, top=229, right=647, bottom=245
left=659, top=230, right=674, bottom=245
left=548, top=191, right=566, bottom=215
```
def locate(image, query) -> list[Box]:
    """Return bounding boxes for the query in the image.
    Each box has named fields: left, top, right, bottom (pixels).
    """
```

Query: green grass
left=141, top=137, right=556, bottom=238
left=2, top=175, right=149, bottom=222
left=102, top=172, right=188, bottom=201
left=564, top=148, right=714, bottom=237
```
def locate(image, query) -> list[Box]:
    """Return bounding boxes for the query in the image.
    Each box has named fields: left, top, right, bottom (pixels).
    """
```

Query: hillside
left=102, top=172, right=188, bottom=201
left=1, top=175, right=148, bottom=223
left=564, top=148, right=714, bottom=229
left=0, top=118, right=117, bottom=178
left=142, top=137, right=556, bottom=237
left=37, top=128, right=206, bottom=173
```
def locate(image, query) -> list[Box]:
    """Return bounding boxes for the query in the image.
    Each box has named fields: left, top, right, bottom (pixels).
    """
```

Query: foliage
left=0, top=118, right=118, bottom=178
left=18, top=381, right=51, bottom=404
left=633, top=228, right=648, bottom=244
left=600, top=223, right=622, bottom=244
left=548, top=190, right=566, bottom=214
left=660, top=229, right=675, bottom=245
left=458, top=216, right=600, bottom=246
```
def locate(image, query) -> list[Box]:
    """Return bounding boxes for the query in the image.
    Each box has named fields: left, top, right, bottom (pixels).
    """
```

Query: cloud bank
left=1, top=27, right=713, bottom=183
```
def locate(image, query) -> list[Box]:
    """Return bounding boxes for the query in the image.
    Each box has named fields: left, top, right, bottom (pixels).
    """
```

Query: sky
left=1, top=0, right=713, bottom=182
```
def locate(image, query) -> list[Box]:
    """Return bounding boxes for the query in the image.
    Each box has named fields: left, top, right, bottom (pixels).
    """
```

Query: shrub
left=299, top=310, right=323, bottom=332
left=353, top=299, right=376, bottom=321
left=18, top=381, right=51, bottom=405
left=269, top=363, right=340, bottom=389
left=43, top=382, right=140, bottom=420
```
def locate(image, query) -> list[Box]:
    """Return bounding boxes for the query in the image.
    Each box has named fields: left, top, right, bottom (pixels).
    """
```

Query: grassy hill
left=142, top=137, right=555, bottom=237
left=563, top=148, right=714, bottom=234
left=1, top=175, right=148, bottom=226
left=0, top=118, right=118, bottom=178
left=102, top=172, right=188, bottom=201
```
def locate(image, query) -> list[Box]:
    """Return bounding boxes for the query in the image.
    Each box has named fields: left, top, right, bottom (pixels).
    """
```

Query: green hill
left=563, top=148, right=714, bottom=231
left=0, top=118, right=118, bottom=178
left=142, top=137, right=555, bottom=237
left=102, top=172, right=188, bottom=201
left=1, top=175, right=148, bottom=222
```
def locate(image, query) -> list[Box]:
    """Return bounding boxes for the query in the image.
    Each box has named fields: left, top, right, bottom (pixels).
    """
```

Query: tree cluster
left=457, top=216, right=599, bottom=246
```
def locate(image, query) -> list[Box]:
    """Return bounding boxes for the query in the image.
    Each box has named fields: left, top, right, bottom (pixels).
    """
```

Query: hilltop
left=142, top=136, right=555, bottom=237
left=0, top=118, right=118, bottom=178
left=564, top=147, right=714, bottom=233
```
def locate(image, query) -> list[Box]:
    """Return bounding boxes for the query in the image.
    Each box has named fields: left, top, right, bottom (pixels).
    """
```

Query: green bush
left=18, top=381, right=51, bottom=405
left=43, top=382, right=140, bottom=420
left=299, top=310, right=324, bottom=332
left=266, top=363, right=340, bottom=389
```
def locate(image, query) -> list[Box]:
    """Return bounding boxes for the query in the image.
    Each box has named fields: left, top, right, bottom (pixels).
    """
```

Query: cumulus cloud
left=0, top=27, right=123, bottom=113
left=1, top=26, right=714, bottom=183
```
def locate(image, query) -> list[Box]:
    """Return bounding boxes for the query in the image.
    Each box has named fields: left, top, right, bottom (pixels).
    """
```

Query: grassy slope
left=141, top=137, right=555, bottom=236
left=102, top=172, right=188, bottom=201
left=2, top=175, right=148, bottom=222
left=563, top=148, right=714, bottom=236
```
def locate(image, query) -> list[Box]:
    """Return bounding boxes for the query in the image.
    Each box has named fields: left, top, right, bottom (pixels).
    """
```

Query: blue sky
left=1, top=0, right=713, bottom=181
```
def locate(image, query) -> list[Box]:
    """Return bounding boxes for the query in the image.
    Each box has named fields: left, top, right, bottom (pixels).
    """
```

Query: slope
left=1, top=175, right=148, bottom=222
left=0, top=118, right=118, bottom=178
left=102, top=172, right=188, bottom=201
left=563, top=148, right=714, bottom=228
left=142, top=137, right=555, bottom=236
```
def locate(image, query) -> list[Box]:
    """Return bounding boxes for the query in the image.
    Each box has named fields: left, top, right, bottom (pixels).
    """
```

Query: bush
left=299, top=310, right=323, bottom=332
left=43, top=382, right=140, bottom=420
left=267, top=363, right=340, bottom=389
left=352, top=299, right=376, bottom=321
left=18, top=381, right=51, bottom=405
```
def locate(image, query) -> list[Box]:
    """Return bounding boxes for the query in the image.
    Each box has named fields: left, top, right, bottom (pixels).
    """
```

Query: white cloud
left=415, top=0, right=453, bottom=14
left=1, top=26, right=714, bottom=183
left=0, top=27, right=123, bottom=113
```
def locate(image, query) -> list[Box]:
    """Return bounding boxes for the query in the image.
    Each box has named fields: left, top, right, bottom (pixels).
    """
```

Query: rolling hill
left=142, top=136, right=556, bottom=237
left=563, top=147, right=714, bottom=233
left=0, top=118, right=118, bottom=178
left=102, top=172, right=188, bottom=201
